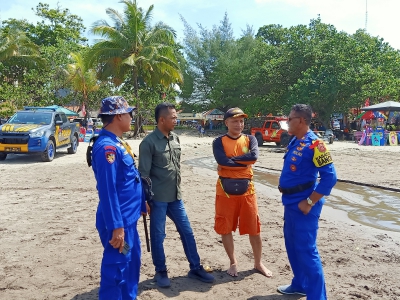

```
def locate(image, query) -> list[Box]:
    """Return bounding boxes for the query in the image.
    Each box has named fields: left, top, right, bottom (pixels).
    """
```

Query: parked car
left=249, top=116, right=291, bottom=147
left=0, top=107, right=80, bottom=161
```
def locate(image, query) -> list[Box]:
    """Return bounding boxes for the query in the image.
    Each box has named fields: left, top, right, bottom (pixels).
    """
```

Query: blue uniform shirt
left=92, top=129, right=145, bottom=233
left=279, top=131, right=337, bottom=206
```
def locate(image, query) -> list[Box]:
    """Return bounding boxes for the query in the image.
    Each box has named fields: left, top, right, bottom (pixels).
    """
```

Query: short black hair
left=291, top=104, right=312, bottom=125
left=100, top=114, right=115, bottom=124
left=155, top=102, right=176, bottom=123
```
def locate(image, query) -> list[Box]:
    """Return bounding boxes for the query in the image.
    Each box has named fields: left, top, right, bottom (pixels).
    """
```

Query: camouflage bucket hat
left=98, top=96, right=135, bottom=117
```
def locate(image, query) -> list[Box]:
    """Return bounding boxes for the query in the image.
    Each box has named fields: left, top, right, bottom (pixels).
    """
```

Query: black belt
left=278, top=181, right=315, bottom=195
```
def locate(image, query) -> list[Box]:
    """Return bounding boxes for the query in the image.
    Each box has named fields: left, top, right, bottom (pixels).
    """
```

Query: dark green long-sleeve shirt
left=138, top=127, right=181, bottom=202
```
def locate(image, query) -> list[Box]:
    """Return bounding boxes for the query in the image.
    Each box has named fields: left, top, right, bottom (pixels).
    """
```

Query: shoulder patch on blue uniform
left=309, top=140, right=333, bottom=167
left=105, top=150, right=116, bottom=164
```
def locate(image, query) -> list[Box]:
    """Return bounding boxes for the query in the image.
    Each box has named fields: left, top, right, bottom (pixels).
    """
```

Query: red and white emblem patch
left=105, top=151, right=116, bottom=164
left=290, top=164, right=297, bottom=172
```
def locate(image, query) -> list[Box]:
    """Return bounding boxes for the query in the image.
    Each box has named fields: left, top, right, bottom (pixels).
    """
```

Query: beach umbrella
left=356, top=111, right=367, bottom=119
left=358, top=111, right=387, bottom=120
left=360, top=111, right=374, bottom=120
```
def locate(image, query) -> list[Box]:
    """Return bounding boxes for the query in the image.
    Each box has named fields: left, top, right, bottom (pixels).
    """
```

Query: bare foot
left=227, top=263, right=238, bottom=277
left=254, top=263, right=273, bottom=277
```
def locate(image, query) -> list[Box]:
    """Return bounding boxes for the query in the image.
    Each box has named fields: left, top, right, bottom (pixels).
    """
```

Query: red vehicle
left=250, top=116, right=291, bottom=147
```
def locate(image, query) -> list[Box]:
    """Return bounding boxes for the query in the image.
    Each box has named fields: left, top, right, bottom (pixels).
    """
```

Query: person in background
left=82, top=118, right=88, bottom=129
left=212, top=107, right=273, bottom=278
left=90, top=96, right=147, bottom=300
left=138, top=102, right=215, bottom=288
left=200, top=126, right=205, bottom=137
left=277, top=104, right=337, bottom=299
left=317, top=123, right=326, bottom=132
left=88, top=117, right=94, bottom=128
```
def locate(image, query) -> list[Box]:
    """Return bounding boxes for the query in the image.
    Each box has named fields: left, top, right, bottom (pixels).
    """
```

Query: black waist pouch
left=220, top=177, right=250, bottom=195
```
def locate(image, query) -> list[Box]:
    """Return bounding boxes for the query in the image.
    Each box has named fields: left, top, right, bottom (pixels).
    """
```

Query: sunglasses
left=118, top=111, right=134, bottom=118
left=129, top=111, right=134, bottom=118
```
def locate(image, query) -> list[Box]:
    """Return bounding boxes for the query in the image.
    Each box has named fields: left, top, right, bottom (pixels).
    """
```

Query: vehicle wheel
left=41, top=139, right=55, bottom=162
left=0, top=152, right=7, bottom=161
left=280, top=132, right=291, bottom=147
left=329, top=136, right=334, bottom=144
left=256, top=133, right=263, bottom=147
left=67, top=135, right=78, bottom=154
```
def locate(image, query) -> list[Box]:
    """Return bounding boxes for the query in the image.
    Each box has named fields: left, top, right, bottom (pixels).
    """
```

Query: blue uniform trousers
left=283, top=201, right=327, bottom=300
left=98, top=224, right=141, bottom=300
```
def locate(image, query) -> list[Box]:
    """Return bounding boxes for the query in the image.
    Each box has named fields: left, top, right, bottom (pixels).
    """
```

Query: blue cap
left=98, top=96, right=135, bottom=117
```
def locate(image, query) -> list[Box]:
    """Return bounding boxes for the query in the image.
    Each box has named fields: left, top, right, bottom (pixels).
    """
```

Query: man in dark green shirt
left=138, top=103, right=215, bottom=288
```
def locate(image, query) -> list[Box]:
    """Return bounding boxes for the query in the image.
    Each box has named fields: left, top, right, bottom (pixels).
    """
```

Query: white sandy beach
left=0, top=132, right=399, bottom=299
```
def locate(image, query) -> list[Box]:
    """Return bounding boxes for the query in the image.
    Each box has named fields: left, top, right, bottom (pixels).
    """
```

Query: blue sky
left=1, top=0, right=399, bottom=49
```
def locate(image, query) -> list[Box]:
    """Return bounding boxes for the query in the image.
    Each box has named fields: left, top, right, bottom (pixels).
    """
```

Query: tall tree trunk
left=132, top=72, right=143, bottom=137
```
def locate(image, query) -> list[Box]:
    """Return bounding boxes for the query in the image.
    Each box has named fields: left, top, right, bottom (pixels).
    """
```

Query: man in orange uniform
left=212, top=107, right=273, bottom=278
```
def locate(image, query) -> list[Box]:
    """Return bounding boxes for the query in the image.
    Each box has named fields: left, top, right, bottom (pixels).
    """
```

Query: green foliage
left=0, top=2, right=88, bottom=114
left=89, top=0, right=182, bottom=101
left=209, top=33, right=259, bottom=110
left=89, top=0, right=183, bottom=135
left=181, top=12, right=235, bottom=106
left=30, top=2, right=87, bottom=46
left=2, top=4, right=400, bottom=124
left=0, top=27, right=45, bottom=81
left=66, top=50, right=99, bottom=106
left=1, top=3, right=87, bottom=47
left=251, top=18, right=400, bottom=124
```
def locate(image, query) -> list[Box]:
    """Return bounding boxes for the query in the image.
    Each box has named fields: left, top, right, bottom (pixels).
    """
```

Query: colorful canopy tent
left=357, top=111, right=387, bottom=120
left=361, top=101, right=400, bottom=111
left=44, top=105, right=79, bottom=117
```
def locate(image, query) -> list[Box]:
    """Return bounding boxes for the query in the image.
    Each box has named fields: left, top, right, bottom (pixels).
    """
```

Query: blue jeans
left=284, top=200, right=327, bottom=300
left=149, top=199, right=201, bottom=272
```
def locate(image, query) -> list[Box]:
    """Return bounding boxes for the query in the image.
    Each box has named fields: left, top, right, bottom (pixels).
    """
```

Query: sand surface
left=0, top=131, right=399, bottom=300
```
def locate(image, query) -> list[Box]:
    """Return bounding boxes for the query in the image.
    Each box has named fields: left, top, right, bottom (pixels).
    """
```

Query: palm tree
left=0, top=28, right=45, bottom=82
left=89, top=0, right=183, bottom=133
left=66, top=52, right=100, bottom=114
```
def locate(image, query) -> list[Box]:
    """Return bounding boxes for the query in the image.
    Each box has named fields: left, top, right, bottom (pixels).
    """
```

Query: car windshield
left=8, top=112, right=52, bottom=125
left=279, top=121, right=289, bottom=131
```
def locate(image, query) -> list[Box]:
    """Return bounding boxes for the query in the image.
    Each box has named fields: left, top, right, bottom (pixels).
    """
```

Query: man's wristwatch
left=307, top=197, right=315, bottom=206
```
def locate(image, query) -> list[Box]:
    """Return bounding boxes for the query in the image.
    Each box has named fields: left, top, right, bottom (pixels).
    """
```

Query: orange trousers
left=214, top=193, right=260, bottom=235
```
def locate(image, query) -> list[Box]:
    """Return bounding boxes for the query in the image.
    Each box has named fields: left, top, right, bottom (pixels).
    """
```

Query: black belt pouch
left=220, top=177, right=250, bottom=195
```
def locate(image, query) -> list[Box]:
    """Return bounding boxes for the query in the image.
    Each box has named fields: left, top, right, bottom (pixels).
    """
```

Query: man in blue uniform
left=91, top=96, right=146, bottom=300
left=277, top=104, right=337, bottom=300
